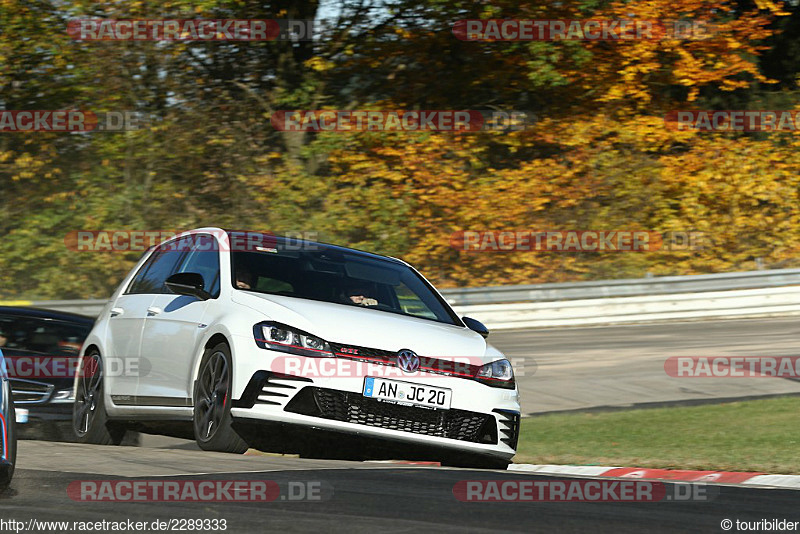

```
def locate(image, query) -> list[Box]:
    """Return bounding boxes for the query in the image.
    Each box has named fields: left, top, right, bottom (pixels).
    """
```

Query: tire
left=73, top=351, right=125, bottom=445
left=0, top=401, right=17, bottom=490
left=193, top=342, right=248, bottom=453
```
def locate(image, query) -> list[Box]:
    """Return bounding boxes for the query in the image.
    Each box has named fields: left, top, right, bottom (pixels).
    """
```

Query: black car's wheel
left=73, top=351, right=125, bottom=445
left=0, top=401, right=17, bottom=489
left=193, top=343, right=247, bottom=453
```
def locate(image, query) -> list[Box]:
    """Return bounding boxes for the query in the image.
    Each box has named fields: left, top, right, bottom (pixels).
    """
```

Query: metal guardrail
left=450, top=287, right=800, bottom=330
left=4, top=268, right=800, bottom=329
left=440, top=268, right=800, bottom=305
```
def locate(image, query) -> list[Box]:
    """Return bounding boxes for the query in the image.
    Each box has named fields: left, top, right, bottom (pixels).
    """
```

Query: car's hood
left=232, top=291, right=490, bottom=360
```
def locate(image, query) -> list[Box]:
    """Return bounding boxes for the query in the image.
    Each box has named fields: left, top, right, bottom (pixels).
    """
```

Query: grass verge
left=513, top=396, right=800, bottom=474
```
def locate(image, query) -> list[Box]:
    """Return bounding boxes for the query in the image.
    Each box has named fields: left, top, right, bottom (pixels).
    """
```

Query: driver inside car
left=235, top=265, right=256, bottom=290
left=341, top=283, right=378, bottom=307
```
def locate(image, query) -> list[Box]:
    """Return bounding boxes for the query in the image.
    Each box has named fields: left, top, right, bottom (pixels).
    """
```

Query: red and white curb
left=508, top=464, right=800, bottom=489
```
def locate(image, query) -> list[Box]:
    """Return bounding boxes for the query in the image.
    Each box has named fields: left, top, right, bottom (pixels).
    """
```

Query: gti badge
left=396, top=349, right=420, bottom=373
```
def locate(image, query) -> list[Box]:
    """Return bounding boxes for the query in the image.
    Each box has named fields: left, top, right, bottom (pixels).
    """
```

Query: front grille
left=10, top=379, right=54, bottom=404
left=328, top=342, right=482, bottom=379
left=328, top=343, right=394, bottom=362
left=285, top=386, right=498, bottom=444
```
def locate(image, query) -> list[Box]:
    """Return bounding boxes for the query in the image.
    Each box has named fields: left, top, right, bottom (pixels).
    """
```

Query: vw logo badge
left=396, top=349, right=420, bottom=373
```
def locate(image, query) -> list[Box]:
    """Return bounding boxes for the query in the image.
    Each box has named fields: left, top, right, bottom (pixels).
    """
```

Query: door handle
left=110, top=307, right=124, bottom=318
left=147, top=307, right=163, bottom=316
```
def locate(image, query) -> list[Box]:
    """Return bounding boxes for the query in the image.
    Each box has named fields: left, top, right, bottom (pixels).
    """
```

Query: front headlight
left=475, top=359, right=515, bottom=389
left=256, top=322, right=334, bottom=358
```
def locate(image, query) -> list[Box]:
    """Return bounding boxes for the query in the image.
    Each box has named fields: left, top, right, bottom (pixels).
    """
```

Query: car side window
left=126, top=240, right=186, bottom=295
left=175, top=234, right=221, bottom=298
left=127, top=249, right=160, bottom=294
left=0, top=314, right=92, bottom=356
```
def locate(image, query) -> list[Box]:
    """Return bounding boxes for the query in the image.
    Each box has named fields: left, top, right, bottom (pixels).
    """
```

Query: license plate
left=15, top=408, right=28, bottom=424
left=363, top=377, right=451, bottom=410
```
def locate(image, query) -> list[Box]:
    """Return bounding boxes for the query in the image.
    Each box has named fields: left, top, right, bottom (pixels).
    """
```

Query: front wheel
left=73, top=351, right=125, bottom=445
left=193, top=343, right=248, bottom=453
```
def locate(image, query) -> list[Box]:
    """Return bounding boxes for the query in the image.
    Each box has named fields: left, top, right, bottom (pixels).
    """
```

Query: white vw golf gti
left=73, top=228, right=520, bottom=468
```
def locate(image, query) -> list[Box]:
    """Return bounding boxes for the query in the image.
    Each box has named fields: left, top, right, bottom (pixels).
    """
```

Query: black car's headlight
left=475, top=359, right=515, bottom=389
left=254, top=322, right=334, bottom=358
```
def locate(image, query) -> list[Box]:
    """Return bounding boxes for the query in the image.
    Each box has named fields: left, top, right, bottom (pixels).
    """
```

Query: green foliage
left=0, top=0, right=797, bottom=299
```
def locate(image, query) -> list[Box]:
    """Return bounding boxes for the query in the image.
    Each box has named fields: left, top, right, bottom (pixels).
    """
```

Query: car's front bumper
left=229, top=342, right=521, bottom=460
left=9, top=378, right=74, bottom=422
left=15, top=402, right=73, bottom=422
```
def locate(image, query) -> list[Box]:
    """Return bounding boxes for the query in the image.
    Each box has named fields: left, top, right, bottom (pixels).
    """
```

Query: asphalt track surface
left=491, top=317, right=800, bottom=414
left=6, top=317, right=800, bottom=533
left=8, top=442, right=800, bottom=533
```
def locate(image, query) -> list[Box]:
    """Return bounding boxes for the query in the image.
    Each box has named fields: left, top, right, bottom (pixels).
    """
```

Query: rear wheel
left=193, top=343, right=247, bottom=453
left=73, top=351, right=125, bottom=445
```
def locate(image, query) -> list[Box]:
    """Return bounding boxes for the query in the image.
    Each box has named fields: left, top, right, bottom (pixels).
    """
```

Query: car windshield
left=230, top=247, right=460, bottom=326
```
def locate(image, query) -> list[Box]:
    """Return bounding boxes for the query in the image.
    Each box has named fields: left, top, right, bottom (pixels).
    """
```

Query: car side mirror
left=462, top=316, right=489, bottom=338
left=165, top=272, right=212, bottom=301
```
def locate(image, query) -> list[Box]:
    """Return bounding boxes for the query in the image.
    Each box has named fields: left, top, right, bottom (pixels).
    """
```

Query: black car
left=0, top=307, right=95, bottom=424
